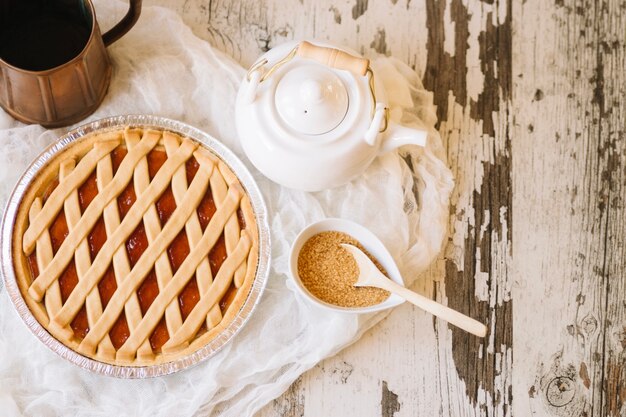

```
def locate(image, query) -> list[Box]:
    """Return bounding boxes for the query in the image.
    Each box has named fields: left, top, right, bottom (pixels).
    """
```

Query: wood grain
left=141, top=0, right=625, bottom=416
left=514, top=0, right=625, bottom=416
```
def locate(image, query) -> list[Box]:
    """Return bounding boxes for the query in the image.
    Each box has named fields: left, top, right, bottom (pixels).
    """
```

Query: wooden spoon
left=341, top=244, right=487, bottom=338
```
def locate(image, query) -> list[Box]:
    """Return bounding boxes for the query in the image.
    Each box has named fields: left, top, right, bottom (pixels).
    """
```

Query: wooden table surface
left=145, top=0, right=625, bottom=415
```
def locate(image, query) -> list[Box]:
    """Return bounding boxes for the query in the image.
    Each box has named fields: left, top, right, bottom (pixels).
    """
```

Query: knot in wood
left=546, top=376, right=576, bottom=407
left=581, top=314, right=598, bottom=335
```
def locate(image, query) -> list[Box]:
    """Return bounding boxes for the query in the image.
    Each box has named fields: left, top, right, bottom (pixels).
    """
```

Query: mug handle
left=102, top=0, right=143, bottom=46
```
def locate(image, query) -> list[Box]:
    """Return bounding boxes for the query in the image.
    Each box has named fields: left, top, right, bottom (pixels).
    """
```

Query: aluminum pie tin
left=0, top=115, right=271, bottom=378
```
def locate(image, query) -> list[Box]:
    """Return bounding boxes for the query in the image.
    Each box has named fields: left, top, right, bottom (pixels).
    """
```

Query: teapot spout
left=379, top=122, right=427, bottom=154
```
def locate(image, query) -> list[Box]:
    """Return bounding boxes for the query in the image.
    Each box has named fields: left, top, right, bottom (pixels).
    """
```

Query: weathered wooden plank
left=425, top=0, right=514, bottom=416
left=598, top=4, right=626, bottom=416
left=514, top=0, right=625, bottom=416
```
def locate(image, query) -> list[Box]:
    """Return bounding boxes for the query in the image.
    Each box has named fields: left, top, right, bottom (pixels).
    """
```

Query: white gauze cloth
left=0, top=2, right=454, bottom=416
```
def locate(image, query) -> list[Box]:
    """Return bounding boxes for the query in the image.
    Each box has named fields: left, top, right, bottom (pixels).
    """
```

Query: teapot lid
left=274, top=64, right=349, bottom=135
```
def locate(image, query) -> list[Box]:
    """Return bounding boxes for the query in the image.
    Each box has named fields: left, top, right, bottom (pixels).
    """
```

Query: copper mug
left=0, top=0, right=142, bottom=127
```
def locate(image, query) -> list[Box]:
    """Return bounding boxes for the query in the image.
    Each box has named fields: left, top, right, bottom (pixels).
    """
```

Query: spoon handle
left=382, top=279, right=487, bottom=338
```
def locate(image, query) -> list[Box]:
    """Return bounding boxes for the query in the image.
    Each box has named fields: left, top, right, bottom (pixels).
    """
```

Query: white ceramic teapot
left=235, top=40, right=427, bottom=192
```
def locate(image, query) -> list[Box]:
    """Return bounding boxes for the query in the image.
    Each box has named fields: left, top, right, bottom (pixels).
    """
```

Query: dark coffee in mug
left=0, top=0, right=92, bottom=71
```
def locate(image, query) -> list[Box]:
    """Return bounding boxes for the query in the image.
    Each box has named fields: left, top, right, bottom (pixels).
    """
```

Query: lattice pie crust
left=12, top=128, right=259, bottom=366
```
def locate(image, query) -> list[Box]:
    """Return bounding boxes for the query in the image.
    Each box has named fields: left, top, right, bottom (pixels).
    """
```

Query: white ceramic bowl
left=288, top=218, right=405, bottom=313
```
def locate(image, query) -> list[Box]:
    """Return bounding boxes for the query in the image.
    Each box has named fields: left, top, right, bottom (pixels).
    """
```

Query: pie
left=11, top=127, right=259, bottom=366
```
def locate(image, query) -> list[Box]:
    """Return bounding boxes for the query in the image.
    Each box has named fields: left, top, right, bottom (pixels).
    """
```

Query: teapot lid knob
left=274, top=64, right=349, bottom=136
left=300, top=79, right=325, bottom=104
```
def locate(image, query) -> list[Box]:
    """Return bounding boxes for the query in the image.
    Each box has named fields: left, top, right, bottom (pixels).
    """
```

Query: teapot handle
left=244, top=41, right=371, bottom=104
left=296, top=41, right=369, bottom=77
left=103, top=0, right=143, bottom=46
left=379, top=122, right=427, bottom=154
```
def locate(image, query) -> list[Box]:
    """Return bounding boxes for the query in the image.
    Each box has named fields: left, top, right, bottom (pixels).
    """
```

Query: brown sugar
left=297, top=231, right=390, bottom=308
